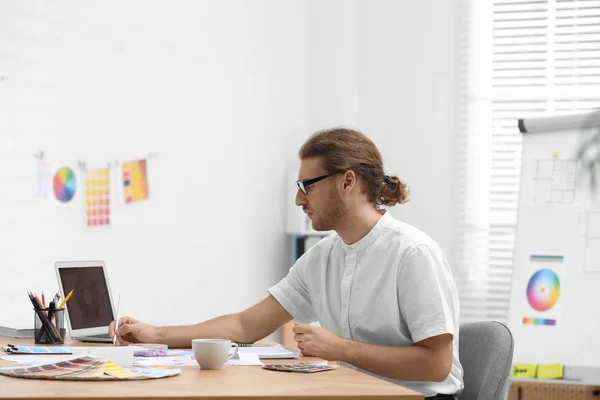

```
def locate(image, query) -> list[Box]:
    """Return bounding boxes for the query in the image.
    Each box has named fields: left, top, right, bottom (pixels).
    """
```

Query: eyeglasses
left=296, top=171, right=342, bottom=196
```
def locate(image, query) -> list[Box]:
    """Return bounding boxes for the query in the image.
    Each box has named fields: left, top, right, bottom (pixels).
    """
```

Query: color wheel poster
left=522, top=253, right=565, bottom=327
left=50, top=164, right=80, bottom=209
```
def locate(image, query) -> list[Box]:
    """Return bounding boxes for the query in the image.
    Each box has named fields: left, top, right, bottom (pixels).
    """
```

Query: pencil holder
left=34, top=308, right=66, bottom=344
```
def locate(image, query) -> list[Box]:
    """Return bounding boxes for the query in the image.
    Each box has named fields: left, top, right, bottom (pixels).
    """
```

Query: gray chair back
left=458, top=321, right=514, bottom=400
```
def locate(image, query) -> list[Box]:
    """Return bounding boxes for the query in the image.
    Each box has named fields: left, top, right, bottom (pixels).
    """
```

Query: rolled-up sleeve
left=268, top=250, right=318, bottom=323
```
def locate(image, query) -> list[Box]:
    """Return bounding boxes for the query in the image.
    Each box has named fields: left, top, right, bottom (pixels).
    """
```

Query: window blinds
left=455, top=0, right=600, bottom=323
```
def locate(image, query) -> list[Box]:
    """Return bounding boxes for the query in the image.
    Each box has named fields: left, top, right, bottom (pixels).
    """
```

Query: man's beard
left=311, top=185, right=347, bottom=231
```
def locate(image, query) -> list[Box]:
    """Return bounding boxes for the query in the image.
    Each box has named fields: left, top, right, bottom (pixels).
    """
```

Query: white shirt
left=269, top=211, right=464, bottom=397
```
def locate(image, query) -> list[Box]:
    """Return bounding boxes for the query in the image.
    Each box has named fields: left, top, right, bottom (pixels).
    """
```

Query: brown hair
left=299, top=128, right=410, bottom=206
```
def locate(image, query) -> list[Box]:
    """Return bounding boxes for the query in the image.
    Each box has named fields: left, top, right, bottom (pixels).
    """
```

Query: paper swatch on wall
left=35, top=159, right=53, bottom=199
left=85, top=168, right=110, bottom=226
left=121, top=159, right=149, bottom=203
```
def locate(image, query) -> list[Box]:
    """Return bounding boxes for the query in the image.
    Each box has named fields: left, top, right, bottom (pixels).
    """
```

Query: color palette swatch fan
left=0, top=356, right=181, bottom=381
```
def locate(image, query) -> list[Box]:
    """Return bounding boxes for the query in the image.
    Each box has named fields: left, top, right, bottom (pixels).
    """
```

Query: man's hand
left=292, top=323, right=346, bottom=360
left=109, top=316, right=159, bottom=346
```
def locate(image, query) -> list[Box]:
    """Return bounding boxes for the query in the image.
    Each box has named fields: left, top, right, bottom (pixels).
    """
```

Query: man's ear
left=342, top=170, right=356, bottom=190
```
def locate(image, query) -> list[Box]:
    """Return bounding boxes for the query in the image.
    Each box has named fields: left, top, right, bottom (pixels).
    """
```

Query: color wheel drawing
left=526, top=269, right=560, bottom=311
left=85, top=168, right=110, bottom=226
left=122, top=159, right=149, bottom=203
left=53, top=167, right=76, bottom=203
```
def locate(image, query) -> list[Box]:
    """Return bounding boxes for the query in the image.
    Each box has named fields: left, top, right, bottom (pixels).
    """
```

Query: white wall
left=0, top=0, right=310, bottom=329
left=0, top=0, right=459, bottom=331
left=355, top=0, right=459, bottom=257
left=303, top=0, right=458, bottom=257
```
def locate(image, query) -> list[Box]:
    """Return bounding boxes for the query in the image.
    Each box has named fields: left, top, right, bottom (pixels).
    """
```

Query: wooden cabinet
left=509, top=380, right=600, bottom=400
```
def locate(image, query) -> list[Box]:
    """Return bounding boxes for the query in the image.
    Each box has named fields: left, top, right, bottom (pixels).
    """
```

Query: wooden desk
left=0, top=337, right=423, bottom=400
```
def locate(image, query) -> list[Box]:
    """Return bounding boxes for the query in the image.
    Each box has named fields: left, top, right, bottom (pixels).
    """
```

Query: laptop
left=54, top=260, right=116, bottom=343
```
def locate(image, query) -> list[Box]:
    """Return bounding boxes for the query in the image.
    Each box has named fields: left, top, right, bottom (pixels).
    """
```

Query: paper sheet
left=134, top=356, right=196, bottom=367
left=0, top=355, right=69, bottom=365
left=225, top=353, right=263, bottom=366
left=132, top=353, right=262, bottom=367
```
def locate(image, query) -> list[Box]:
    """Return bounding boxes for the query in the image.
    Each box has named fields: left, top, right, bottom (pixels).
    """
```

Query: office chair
left=458, top=321, right=514, bottom=400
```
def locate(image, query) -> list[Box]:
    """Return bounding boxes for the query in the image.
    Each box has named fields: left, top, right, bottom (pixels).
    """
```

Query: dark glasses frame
left=296, top=171, right=342, bottom=196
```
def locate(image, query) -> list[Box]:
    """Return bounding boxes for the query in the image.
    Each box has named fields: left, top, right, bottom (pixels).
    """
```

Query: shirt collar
left=339, top=211, right=392, bottom=253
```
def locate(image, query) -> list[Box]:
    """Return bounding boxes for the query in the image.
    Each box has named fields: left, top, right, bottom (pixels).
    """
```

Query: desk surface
left=0, top=337, right=423, bottom=400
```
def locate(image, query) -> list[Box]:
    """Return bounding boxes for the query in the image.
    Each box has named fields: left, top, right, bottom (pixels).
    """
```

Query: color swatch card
left=262, top=362, right=339, bottom=373
left=121, top=159, right=149, bottom=204
left=85, top=168, right=111, bottom=226
left=2, top=346, right=73, bottom=355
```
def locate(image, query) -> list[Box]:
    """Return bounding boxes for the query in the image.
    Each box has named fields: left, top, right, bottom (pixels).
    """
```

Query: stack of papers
left=0, top=326, right=34, bottom=339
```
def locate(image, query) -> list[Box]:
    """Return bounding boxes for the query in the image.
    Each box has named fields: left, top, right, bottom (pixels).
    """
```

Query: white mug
left=192, top=339, right=239, bottom=370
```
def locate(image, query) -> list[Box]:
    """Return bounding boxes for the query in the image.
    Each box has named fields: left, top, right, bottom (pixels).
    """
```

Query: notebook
left=238, top=344, right=299, bottom=359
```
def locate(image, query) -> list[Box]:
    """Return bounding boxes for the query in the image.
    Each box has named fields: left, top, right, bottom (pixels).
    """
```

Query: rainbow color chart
left=85, top=168, right=110, bottom=226
left=530, top=254, right=564, bottom=263
left=122, top=159, right=149, bottom=203
left=522, top=318, right=556, bottom=326
left=526, top=268, right=560, bottom=311
left=53, top=167, right=76, bottom=202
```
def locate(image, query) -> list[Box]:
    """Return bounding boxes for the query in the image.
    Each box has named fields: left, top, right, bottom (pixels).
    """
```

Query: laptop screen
left=57, top=266, right=114, bottom=330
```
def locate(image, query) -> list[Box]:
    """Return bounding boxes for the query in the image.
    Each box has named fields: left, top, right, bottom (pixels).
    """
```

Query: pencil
left=57, top=290, right=74, bottom=309
left=113, top=294, right=121, bottom=345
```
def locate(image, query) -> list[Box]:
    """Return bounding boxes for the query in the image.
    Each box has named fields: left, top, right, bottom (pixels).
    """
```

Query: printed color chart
left=122, top=159, right=149, bottom=203
left=86, top=168, right=110, bottom=226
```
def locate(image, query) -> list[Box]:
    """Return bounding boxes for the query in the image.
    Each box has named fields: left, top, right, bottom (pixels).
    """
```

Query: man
left=110, top=128, right=464, bottom=399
